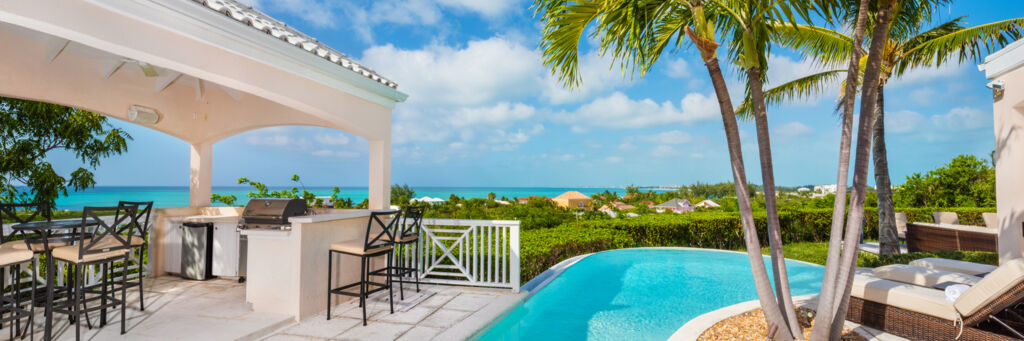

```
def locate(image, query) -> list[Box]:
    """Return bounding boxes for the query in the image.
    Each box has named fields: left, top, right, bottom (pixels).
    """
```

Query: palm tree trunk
left=704, top=57, right=794, bottom=341
left=810, top=1, right=870, bottom=339
left=875, top=86, right=899, bottom=255
left=747, top=67, right=801, bottom=338
left=828, top=0, right=899, bottom=337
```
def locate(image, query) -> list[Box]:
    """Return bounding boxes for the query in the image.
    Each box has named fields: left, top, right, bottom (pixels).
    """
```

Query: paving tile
left=334, top=322, right=412, bottom=341
left=396, top=326, right=443, bottom=341
left=283, top=315, right=360, bottom=338
left=376, top=306, right=436, bottom=324
left=263, top=334, right=327, bottom=341
left=442, top=294, right=493, bottom=312
left=418, top=309, right=470, bottom=329
left=416, top=293, right=456, bottom=309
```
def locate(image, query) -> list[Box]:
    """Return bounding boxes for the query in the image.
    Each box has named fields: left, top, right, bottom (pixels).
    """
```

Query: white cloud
left=605, top=156, right=623, bottom=163
left=436, top=0, right=523, bottom=17
left=931, top=107, right=988, bottom=131
left=644, top=130, right=693, bottom=144
left=313, top=133, right=350, bottom=145
left=886, top=110, right=926, bottom=134
left=311, top=150, right=360, bottom=158
left=665, top=58, right=691, bottom=79
left=774, top=122, right=813, bottom=138
left=245, top=130, right=312, bottom=149
left=887, top=63, right=966, bottom=89
left=763, top=53, right=838, bottom=107
left=342, top=0, right=522, bottom=42
left=557, top=92, right=718, bottom=130
left=650, top=145, right=679, bottom=157
left=246, top=0, right=336, bottom=28
left=450, top=103, right=535, bottom=127
left=542, top=52, right=635, bottom=104
left=362, top=37, right=541, bottom=107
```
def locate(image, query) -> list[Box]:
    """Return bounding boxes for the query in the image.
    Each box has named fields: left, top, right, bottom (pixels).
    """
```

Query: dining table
left=11, top=218, right=99, bottom=340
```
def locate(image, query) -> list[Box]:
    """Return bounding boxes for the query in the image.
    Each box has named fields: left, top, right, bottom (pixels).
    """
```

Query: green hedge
left=520, top=227, right=634, bottom=282
left=563, top=207, right=995, bottom=250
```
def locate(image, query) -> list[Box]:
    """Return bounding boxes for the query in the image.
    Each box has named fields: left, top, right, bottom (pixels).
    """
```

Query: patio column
left=368, top=138, right=391, bottom=210
left=189, top=142, right=213, bottom=207
left=993, top=67, right=1024, bottom=263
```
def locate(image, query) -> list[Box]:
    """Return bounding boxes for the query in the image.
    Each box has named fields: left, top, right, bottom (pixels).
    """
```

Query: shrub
left=520, top=227, right=635, bottom=282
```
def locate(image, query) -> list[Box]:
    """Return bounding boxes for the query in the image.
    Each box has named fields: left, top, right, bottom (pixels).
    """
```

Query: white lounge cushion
left=954, top=259, right=1024, bottom=317
left=874, top=264, right=983, bottom=287
left=933, top=212, right=960, bottom=225
left=851, top=273, right=957, bottom=320
left=909, top=258, right=997, bottom=276
left=982, top=212, right=998, bottom=229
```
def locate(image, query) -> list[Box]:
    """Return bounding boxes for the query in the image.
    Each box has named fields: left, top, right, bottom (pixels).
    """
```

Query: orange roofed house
left=552, top=191, right=593, bottom=209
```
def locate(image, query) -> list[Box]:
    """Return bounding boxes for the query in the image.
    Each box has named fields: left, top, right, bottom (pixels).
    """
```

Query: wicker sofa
left=848, top=259, right=1024, bottom=340
left=906, top=222, right=999, bottom=253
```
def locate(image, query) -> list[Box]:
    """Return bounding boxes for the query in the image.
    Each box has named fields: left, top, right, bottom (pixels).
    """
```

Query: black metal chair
left=0, top=203, right=40, bottom=340
left=374, top=206, right=424, bottom=300
left=108, top=201, right=152, bottom=311
left=51, top=205, right=135, bottom=340
left=327, top=210, right=399, bottom=326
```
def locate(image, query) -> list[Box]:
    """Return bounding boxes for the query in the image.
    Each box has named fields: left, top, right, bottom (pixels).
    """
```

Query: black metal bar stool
left=0, top=247, right=34, bottom=340
left=379, top=206, right=424, bottom=300
left=103, top=201, right=153, bottom=311
left=327, top=210, right=400, bottom=325
left=51, top=205, right=134, bottom=340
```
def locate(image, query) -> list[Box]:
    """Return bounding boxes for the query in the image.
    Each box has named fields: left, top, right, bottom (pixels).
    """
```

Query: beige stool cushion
left=98, top=235, right=145, bottom=247
left=909, top=258, right=997, bottom=276
left=387, top=233, right=419, bottom=243
left=0, top=249, right=33, bottom=267
left=331, top=240, right=392, bottom=255
left=874, top=264, right=982, bottom=287
left=851, top=273, right=957, bottom=320
left=954, top=259, right=1024, bottom=317
left=0, top=239, right=69, bottom=251
left=51, top=245, right=128, bottom=263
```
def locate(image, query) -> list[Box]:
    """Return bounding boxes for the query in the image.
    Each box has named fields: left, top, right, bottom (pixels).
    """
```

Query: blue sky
left=54, top=1, right=1017, bottom=188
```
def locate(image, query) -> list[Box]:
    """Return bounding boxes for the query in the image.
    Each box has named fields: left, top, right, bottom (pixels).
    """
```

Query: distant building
left=612, top=201, right=635, bottom=210
left=599, top=205, right=618, bottom=218
left=552, top=191, right=592, bottom=209
left=516, top=196, right=544, bottom=204
left=638, top=200, right=655, bottom=206
left=814, top=184, right=838, bottom=194
left=494, top=200, right=511, bottom=205
left=694, top=199, right=721, bottom=209
left=410, top=196, right=445, bottom=205
left=797, top=187, right=811, bottom=192
left=654, top=198, right=694, bottom=213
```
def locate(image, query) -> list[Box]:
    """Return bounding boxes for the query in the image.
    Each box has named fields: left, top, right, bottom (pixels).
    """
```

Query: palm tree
left=741, top=4, right=1024, bottom=258
left=533, top=0, right=838, bottom=338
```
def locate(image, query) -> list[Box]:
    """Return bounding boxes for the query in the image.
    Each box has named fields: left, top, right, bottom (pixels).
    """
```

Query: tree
left=744, top=4, right=1023, bottom=257
left=391, top=184, right=416, bottom=207
left=0, top=97, right=131, bottom=209
left=533, top=1, right=830, bottom=338
left=894, top=154, right=995, bottom=207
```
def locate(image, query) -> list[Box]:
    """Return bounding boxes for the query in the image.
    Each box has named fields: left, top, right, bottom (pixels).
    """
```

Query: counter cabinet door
left=164, top=222, right=182, bottom=275
left=212, top=223, right=239, bottom=277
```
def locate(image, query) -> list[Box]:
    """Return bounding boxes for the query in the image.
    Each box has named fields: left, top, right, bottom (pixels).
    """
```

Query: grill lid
left=239, top=198, right=308, bottom=228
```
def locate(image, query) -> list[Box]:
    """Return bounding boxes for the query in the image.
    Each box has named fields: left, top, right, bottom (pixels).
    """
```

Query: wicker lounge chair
left=875, top=264, right=983, bottom=287
left=910, top=258, right=998, bottom=276
left=848, top=259, right=1024, bottom=340
left=983, top=213, right=999, bottom=229
left=934, top=211, right=962, bottom=224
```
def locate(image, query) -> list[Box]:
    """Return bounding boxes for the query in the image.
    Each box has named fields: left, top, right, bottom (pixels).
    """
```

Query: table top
left=11, top=219, right=101, bottom=231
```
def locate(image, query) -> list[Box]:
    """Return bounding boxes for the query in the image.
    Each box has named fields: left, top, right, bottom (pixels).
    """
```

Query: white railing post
left=510, top=221, right=520, bottom=293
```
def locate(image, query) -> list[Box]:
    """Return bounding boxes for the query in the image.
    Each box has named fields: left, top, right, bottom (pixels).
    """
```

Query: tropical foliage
left=895, top=154, right=996, bottom=207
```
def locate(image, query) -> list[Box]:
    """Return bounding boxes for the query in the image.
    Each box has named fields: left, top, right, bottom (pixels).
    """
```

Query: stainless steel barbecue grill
left=238, top=198, right=308, bottom=230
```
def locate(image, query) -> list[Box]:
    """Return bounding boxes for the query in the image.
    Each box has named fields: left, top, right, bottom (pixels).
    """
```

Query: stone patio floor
left=0, top=276, right=522, bottom=341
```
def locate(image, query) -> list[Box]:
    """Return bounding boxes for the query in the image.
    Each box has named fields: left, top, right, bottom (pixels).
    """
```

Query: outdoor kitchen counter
left=242, top=209, right=387, bottom=321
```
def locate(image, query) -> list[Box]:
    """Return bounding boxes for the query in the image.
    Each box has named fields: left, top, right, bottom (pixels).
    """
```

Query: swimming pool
left=477, top=248, right=825, bottom=340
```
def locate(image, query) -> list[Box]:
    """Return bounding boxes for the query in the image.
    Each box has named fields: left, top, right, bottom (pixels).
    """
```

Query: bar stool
left=103, top=201, right=152, bottom=311
left=51, top=206, right=134, bottom=340
left=381, top=206, right=424, bottom=300
left=0, top=248, right=34, bottom=341
left=327, top=210, right=400, bottom=326
left=0, top=203, right=53, bottom=336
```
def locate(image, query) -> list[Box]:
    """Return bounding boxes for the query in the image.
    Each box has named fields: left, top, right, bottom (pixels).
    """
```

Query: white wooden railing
left=395, top=218, right=520, bottom=292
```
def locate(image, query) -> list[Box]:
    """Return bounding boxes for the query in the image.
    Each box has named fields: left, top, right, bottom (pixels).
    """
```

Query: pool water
left=478, top=248, right=825, bottom=341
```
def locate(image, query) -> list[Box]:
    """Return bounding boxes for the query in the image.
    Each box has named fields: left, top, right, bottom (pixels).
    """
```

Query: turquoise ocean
left=47, top=186, right=649, bottom=210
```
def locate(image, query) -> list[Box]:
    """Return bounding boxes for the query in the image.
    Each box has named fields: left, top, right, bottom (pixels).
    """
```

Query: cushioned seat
left=0, top=248, right=33, bottom=267
left=851, top=273, right=957, bottom=320
left=98, top=235, right=145, bottom=247
left=51, top=245, right=129, bottom=263
left=909, top=258, right=997, bottom=276
left=0, top=239, right=69, bottom=251
left=874, top=264, right=983, bottom=287
left=330, top=240, right=392, bottom=255
left=954, top=259, right=1024, bottom=317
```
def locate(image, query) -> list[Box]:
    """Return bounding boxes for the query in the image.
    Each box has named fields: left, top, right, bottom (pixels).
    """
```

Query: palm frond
left=895, top=17, right=1024, bottom=76
left=735, top=69, right=847, bottom=119
left=771, top=23, right=853, bottom=68
left=535, top=0, right=605, bottom=89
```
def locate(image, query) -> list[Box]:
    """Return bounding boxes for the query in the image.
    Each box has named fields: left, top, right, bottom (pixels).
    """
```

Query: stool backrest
left=399, top=206, right=425, bottom=237
left=0, top=202, right=50, bottom=244
left=77, top=205, right=135, bottom=259
left=116, top=201, right=153, bottom=240
left=364, top=210, right=400, bottom=252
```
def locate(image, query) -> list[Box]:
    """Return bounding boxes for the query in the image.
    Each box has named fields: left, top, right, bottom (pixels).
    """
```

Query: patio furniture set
left=327, top=206, right=426, bottom=326
left=0, top=201, right=152, bottom=341
left=893, top=211, right=1003, bottom=253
